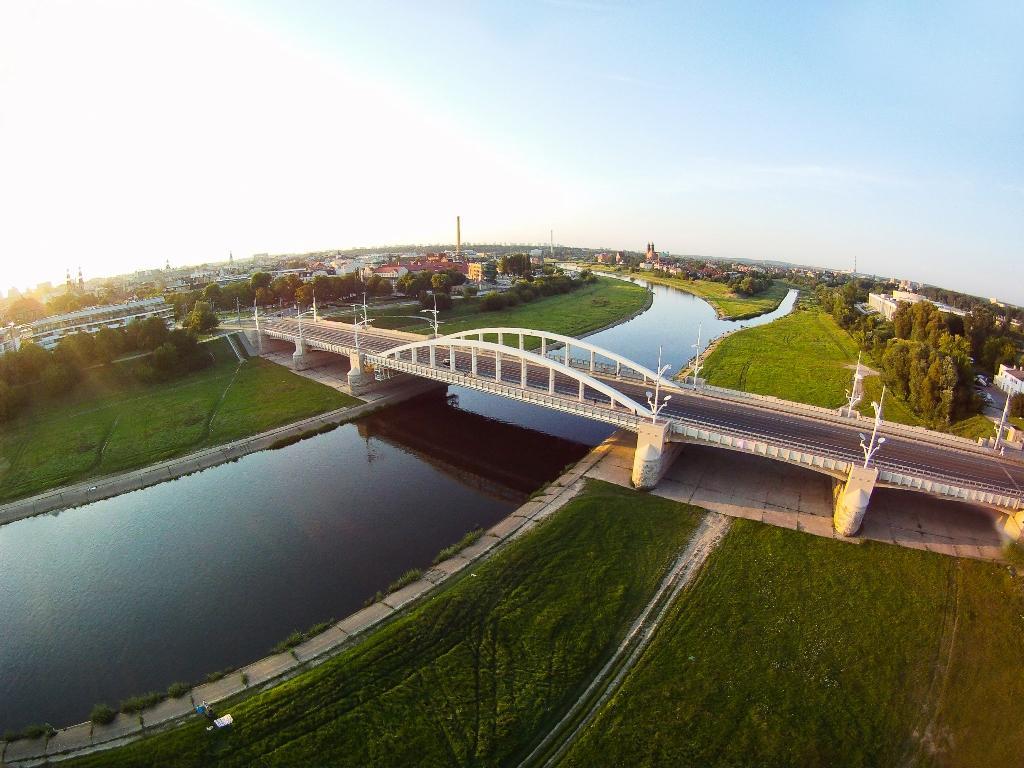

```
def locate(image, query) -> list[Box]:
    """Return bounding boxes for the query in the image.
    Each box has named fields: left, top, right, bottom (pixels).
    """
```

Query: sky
left=1, top=0, right=1022, bottom=302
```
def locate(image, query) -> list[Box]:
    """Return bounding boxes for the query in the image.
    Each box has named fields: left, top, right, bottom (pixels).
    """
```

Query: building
left=995, top=364, right=1024, bottom=397
left=360, top=264, right=408, bottom=287
left=12, top=298, right=175, bottom=351
left=645, top=242, right=657, bottom=262
left=468, top=261, right=497, bottom=283
left=866, top=290, right=967, bottom=321
left=1, top=324, right=18, bottom=355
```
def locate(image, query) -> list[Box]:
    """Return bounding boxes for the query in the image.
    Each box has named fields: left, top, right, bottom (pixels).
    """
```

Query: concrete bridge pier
left=292, top=338, right=312, bottom=371
left=833, top=465, right=878, bottom=536
left=347, top=352, right=369, bottom=394
left=631, top=421, right=683, bottom=490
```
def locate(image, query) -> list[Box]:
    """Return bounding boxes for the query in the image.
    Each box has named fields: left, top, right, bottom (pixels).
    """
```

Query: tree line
left=817, top=281, right=1022, bottom=427
left=0, top=319, right=211, bottom=423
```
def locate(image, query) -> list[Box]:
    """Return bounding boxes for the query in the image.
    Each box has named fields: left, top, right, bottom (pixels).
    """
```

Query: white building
left=995, top=364, right=1024, bottom=397
left=10, top=298, right=175, bottom=352
left=867, top=290, right=967, bottom=321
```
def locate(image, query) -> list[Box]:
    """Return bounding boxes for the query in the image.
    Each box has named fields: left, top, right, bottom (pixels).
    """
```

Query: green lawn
left=66, top=480, right=702, bottom=767
left=641, top=275, right=792, bottom=319
left=559, top=519, right=1024, bottom=768
left=698, top=309, right=928, bottom=426
left=0, top=337, right=356, bottom=503
left=368, top=278, right=650, bottom=349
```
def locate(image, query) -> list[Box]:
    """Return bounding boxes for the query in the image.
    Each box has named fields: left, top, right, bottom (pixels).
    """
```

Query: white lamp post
left=645, top=345, right=673, bottom=424
left=994, top=392, right=1011, bottom=452
left=859, top=385, right=887, bottom=467
left=419, top=292, right=441, bottom=338
left=844, top=352, right=864, bottom=417
left=691, top=323, right=704, bottom=386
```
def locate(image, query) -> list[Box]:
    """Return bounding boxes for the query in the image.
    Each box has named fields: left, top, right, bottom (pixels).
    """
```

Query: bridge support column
left=832, top=465, right=878, bottom=537
left=347, top=352, right=368, bottom=394
left=549, top=367, right=555, bottom=394
left=471, top=347, right=478, bottom=376
left=631, top=421, right=682, bottom=490
left=292, top=338, right=312, bottom=371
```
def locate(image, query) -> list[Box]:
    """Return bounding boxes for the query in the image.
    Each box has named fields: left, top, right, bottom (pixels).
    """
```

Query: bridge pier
left=631, top=421, right=683, bottom=490
left=347, top=352, right=369, bottom=394
left=832, top=465, right=878, bottom=536
left=292, top=338, right=312, bottom=371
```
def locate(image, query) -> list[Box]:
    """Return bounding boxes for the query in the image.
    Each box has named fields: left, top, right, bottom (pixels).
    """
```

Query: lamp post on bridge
left=844, top=352, right=865, bottom=417
left=419, top=292, right=441, bottom=338
left=994, top=392, right=1011, bottom=453
left=645, top=346, right=673, bottom=424
left=859, top=385, right=887, bottom=468
left=690, top=323, right=704, bottom=386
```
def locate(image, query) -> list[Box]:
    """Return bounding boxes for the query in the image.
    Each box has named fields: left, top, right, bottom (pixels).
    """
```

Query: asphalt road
left=259, top=318, right=1024, bottom=498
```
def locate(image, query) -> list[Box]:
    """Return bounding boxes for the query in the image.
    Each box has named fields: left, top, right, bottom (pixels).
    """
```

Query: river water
left=0, top=281, right=795, bottom=730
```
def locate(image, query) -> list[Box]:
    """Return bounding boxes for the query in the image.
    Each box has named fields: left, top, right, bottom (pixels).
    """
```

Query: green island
left=698, top=307, right=994, bottom=436
left=0, top=337, right=357, bottom=504
left=587, top=265, right=790, bottom=320
left=560, top=518, right=1024, bottom=767
left=369, top=276, right=651, bottom=347
left=63, top=480, right=702, bottom=767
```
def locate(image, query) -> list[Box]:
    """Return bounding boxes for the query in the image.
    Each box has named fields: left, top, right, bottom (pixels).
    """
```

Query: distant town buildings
left=866, top=290, right=967, bottom=320
left=995, top=364, right=1024, bottom=397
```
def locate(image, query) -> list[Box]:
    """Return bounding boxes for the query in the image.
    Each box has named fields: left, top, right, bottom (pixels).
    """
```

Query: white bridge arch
left=368, top=336, right=654, bottom=420
left=431, top=327, right=678, bottom=389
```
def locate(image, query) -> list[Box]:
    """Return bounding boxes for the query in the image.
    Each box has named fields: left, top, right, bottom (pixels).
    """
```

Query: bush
left=432, top=528, right=483, bottom=564
left=90, top=704, right=117, bottom=725
left=120, top=691, right=164, bottom=714
left=386, top=568, right=423, bottom=594
left=272, top=630, right=306, bottom=655
left=480, top=292, right=507, bottom=312
left=166, top=681, right=190, bottom=699
left=1010, top=393, right=1024, bottom=418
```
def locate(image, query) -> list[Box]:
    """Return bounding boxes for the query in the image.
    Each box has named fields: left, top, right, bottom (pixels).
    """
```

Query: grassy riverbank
left=587, top=265, right=789, bottom=319
left=0, top=337, right=356, bottom=503
left=559, top=519, right=1024, bottom=767
left=699, top=309, right=927, bottom=427
left=370, top=277, right=650, bottom=347
left=65, top=480, right=702, bottom=767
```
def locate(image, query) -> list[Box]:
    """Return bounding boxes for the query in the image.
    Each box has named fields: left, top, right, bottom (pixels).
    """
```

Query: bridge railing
left=367, top=353, right=647, bottom=431
left=674, top=381, right=1001, bottom=459
left=670, top=418, right=1022, bottom=505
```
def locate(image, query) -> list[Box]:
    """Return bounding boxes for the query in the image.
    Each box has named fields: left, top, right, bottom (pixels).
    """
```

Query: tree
left=94, top=326, right=124, bottom=364
left=419, top=291, right=452, bottom=310
left=255, top=287, right=275, bottom=306
left=250, top=272, right=272, bottom=291
left=1010, top=393, right=1024, bottom=419
left=294, top=283, right=315, bottom=306
left=202, top=283, right=223, bottom=305
left=184, top=302, right=218, bottom=334
left=8, top=297, right=45, bottom=324
left=431, top=273, right=451, bottom=293
left=499, top=254, right=531, bottom=277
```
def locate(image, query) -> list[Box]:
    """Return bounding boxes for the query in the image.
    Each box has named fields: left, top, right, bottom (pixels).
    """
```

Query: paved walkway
left=0, top=433, right=617, bottom=766
left=587, top=432, right=1007, bottom=561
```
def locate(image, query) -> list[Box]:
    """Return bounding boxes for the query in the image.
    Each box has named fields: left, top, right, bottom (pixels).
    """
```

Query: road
left=258, top=318, right=1024, bottom=499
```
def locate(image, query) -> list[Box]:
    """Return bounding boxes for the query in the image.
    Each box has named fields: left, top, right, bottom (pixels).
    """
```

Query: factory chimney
left=456, top=216, right=461, bottom=257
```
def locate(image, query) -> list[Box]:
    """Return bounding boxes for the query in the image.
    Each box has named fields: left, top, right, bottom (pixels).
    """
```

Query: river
left=0, top=280, right=796, bottom=730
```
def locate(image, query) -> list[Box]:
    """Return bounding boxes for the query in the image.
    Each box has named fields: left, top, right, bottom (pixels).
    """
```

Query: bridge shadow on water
left=356, top=389, right=592, bottom=502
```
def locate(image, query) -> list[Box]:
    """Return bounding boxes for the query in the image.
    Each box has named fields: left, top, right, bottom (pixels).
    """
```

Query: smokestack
left=456, top=216, right=461, bottom=257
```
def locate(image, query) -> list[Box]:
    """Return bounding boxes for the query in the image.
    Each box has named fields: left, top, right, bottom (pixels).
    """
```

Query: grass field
left=369, top=278, right=650, bottom=348
left=559, top=519, right=1024, bottom=768
left=0, top=337, right=356, bottom=503
left=639, top=274, right=792, bottom=319
left=699, top=309, right=936, bottom=427
left=65, top=480, right=702, bottom=767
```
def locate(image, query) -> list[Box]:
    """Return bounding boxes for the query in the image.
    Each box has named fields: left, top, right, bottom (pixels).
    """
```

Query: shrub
left=272, top=630, right=305, bottom=655
left=90, top=704, right=117, bottom=725
left=1010, top=393, right=1024, bottom=418
left=480, top=293, right=507, bottom=312
left=120, top=691, right=164, bottom=714
left=166, top=681, right=190, bottom=699
left=432, top=528, right=484, bottom=564
left=386, top=568, right=422, bottom=594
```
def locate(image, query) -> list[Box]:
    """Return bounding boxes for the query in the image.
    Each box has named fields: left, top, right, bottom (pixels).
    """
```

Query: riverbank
left=2, top=440, right=703, bottom=766
left=0, top=376, right=435, bottom=528
left=586, top=265, right=791, bottom=320
left=0, top=336, right=355, bottom=507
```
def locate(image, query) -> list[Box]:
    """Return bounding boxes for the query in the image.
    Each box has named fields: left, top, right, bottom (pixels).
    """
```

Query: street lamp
left=645, top=345, right=673, bottom=424
left=419, top=292, right=441, bottom=338
left=859, top=385, right=887, bottom=468
left=691, top=323, right=704, bottom=386
left=844, top=352, right=864, bottom=417
left=994, top=391, right=1011, bottom=453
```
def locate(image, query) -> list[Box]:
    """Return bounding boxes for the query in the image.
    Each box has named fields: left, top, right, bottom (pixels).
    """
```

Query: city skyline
left=2, top=1, right=1022, bottom=302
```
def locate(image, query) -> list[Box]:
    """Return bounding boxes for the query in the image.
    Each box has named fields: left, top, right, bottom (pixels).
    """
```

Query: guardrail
left=669, top=418, right=1022, bottom=507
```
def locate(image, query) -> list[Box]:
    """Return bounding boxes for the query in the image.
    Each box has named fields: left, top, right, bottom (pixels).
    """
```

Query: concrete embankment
left=0, top=433, right=621, bottom=766
left=0, top=377, right=442, bottom=529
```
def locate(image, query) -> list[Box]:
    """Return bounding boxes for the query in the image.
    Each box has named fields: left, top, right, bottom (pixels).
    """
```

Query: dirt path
left=520, top=511, right=732, bottom=768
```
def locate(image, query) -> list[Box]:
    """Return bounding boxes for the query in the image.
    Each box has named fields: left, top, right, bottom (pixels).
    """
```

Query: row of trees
left=480, top=271, right=595, bottom=311
left=0, top=319, right=211, bottom=423
left=817, top=280, right=1022, bottom=427
left=727, top=274, right=773, bottom=296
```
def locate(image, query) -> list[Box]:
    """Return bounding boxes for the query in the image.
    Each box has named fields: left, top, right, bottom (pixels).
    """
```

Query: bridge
left=250, top=316, right=1024, bottom=540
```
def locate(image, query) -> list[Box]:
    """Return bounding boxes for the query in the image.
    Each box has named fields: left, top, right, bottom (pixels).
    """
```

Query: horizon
left=2, top=1, right=1022, bottom=302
